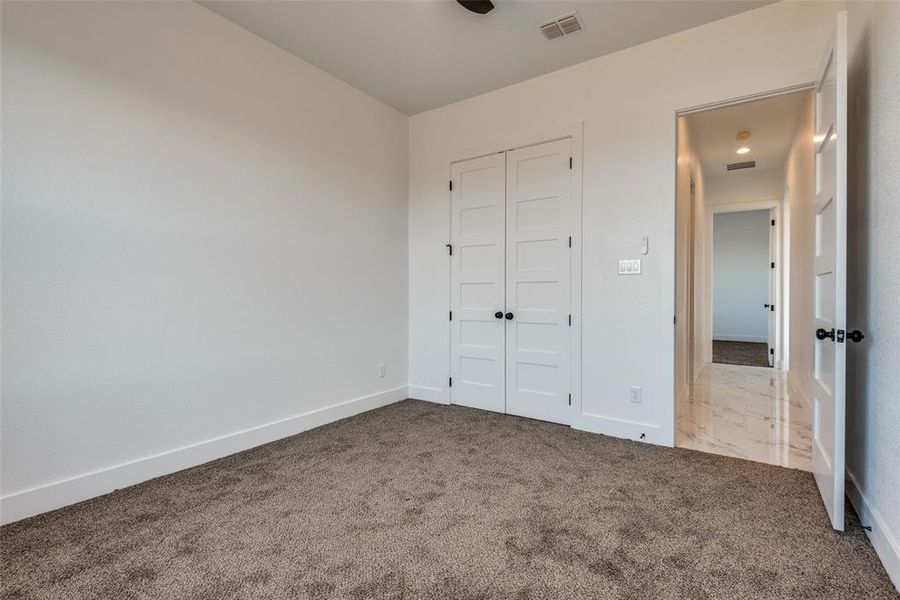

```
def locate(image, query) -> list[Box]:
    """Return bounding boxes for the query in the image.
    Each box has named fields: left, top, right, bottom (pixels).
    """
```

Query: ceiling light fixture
left=736, top=147, right=751, bottom=155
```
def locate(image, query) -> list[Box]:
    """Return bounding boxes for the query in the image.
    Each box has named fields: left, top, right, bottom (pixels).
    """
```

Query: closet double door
left=449, top=137, right=573, bottom=425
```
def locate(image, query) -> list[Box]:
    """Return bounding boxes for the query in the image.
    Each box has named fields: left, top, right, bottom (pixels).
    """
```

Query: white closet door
left=504, top=138, right=572, bottom=424
left=450, top=153, right=506, bottom=413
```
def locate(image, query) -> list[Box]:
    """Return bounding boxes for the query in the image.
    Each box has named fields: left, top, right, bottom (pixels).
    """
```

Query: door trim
left=446, top=123, right=583, bottom=424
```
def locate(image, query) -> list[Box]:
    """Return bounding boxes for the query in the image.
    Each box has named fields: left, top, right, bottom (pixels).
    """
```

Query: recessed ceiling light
left=736, top=147, right=751, bottom=155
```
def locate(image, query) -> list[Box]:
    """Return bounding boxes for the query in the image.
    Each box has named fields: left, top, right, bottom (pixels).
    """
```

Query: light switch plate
left=618, top=259, right=642, bottom=275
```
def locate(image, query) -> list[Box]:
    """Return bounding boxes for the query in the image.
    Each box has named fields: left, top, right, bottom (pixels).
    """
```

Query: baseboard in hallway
left=0, top=385, right=409, bottom=525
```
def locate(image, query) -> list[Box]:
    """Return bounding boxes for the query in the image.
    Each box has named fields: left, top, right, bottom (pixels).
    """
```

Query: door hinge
left=568, top=236, right=572, bottom=248
left=449, top=311, right=452, bottom=321
left=674, top=316, right=676, bottom=325
left=446, top=243, right=452, bottom=256
left=837, top=329, right=846, bottom=343
left=569, top=157, right=573, bottom=170
left=771, top=262, right=775, bottom=269
left=770, top=348, right=775, bottom=355
left=771, top=219, right=776, bottom=226
left=449, top=180, right=453, bottom=191
left=568, top=314, right=572, bottom=326
left=568, top=393, right=572, bottom=406
left=449, top=377, right=452, bottom=387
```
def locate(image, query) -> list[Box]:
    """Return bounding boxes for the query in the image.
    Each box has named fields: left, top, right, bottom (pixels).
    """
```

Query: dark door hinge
left=569, top=157, right=573, bottom=169
left=446, top=243, right=452, bottom=256
left=568, top=314, right=572, bottom=326
left=568, top=236, right=572, bottom=248
left=837, top=329, right=846, bottom=343
left=771, top=262, right=775, bottom=269
left=674, top=316, right=676, bottom=325
left=449, top=377, right=452, bottom=387
left=568, top=393, right=572, bottom=406
left=449, top=311, right=452, bottom=321
left=770, top=348, right=775, bottom=355
left=449, top=180, right=453, bottom=191
left=771, top=219, right=776, bottom=226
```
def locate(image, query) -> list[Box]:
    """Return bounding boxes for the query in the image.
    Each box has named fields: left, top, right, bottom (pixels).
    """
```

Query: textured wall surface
left=847, top=0, right=900, bottom=586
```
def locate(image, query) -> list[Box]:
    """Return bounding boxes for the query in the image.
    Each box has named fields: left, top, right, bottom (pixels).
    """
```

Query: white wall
left=704, top=167, right=784, bottom=207
left=785, top=92, right=816, bottom=401
left=1, top=1, right=409, bottom=523
left=408, top=1, right=839, bottom=445
left=846, top=0, right=900, bottom=588
left=712, top=211, right=770, bottom=342
left=674, top=116, right=706, bottom=403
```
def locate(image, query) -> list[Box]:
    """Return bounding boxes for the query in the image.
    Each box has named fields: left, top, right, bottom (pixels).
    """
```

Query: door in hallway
left=812, top=10, right=848, bottom=532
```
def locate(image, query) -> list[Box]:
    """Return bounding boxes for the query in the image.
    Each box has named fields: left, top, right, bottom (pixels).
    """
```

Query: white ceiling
left=200, top=0, right=774, bottom=115
left=687, top=90, right=811, bottom=178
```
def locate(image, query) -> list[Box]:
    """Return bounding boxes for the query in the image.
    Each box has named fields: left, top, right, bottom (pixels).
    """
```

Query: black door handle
left=505, top=312, right=514, bottom=320
left=494, top=311, right=503, bottom=319
left=764, top=304, right=770, bottom=308
left=816, top=328, right=835, bottom=341
left=848, top=330, right=865, bottom=343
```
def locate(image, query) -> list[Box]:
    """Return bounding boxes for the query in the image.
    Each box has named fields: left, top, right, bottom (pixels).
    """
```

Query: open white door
left=812, top=10, right=848, bottom=532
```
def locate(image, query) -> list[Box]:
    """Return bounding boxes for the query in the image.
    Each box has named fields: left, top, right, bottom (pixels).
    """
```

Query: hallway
left=678, top=363, right=811, bottom=471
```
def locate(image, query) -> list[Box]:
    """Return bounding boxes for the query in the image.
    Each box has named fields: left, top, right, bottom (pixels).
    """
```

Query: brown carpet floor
left=1, top=400, right=896, bottom=599
left=713, top=340, right=771, bottom=368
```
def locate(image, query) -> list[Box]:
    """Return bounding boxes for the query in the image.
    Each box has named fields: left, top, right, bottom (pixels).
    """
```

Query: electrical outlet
left=378, top=364, right=386, bottom=378
left=630, top=386, right=642, bottom=403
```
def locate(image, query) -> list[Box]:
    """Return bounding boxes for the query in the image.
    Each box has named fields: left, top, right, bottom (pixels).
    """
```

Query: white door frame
left=446, top=122, right=583, bottom=423
left=704, top=199, right=784, bottom=369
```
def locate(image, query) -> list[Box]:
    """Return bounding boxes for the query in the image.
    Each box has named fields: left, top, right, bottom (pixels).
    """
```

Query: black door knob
left=816, top=328, right=835, bottom=341
left=505, top=312, right=514, bottom=320
left=494, top=311, right=503, bottom=319
left=848, top=330, right=865, bottom=343
left=764, top=304, right=770, bottom=308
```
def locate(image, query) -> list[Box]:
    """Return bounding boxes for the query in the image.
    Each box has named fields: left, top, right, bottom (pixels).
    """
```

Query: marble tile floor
left=677, top=362, right=812, bottom=471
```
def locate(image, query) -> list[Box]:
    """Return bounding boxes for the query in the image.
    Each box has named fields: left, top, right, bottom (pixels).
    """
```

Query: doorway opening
left=674, top=88, right=815, bottom=471
left=711, top=207, right=775, bottom=368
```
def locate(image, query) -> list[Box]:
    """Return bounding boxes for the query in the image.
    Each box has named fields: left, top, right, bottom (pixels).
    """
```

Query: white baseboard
left=846, top=470, right=900, bottom=592
left=408, top=384, right=449, bottom=405
left=573, top=412, right=671, bottom=447
left=712, top=334, right=768, bottom=343
left=0, top=385, right=409, bottom=525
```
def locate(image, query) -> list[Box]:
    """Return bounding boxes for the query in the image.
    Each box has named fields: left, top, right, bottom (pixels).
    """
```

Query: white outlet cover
left=630, top=386, right=642, bottom=403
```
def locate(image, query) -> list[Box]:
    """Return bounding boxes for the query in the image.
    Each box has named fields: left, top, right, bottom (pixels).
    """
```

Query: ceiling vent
left=726, top=160, right=756, bottom=172
left=540, top=13, right=583, bottom=41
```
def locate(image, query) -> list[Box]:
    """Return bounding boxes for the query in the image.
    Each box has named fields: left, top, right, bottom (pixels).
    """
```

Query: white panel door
left=504, top=139, right=572, bottom=425
left=812, top=11, right=848, bottom=532
left=450, top=153, right=506, bottom=413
